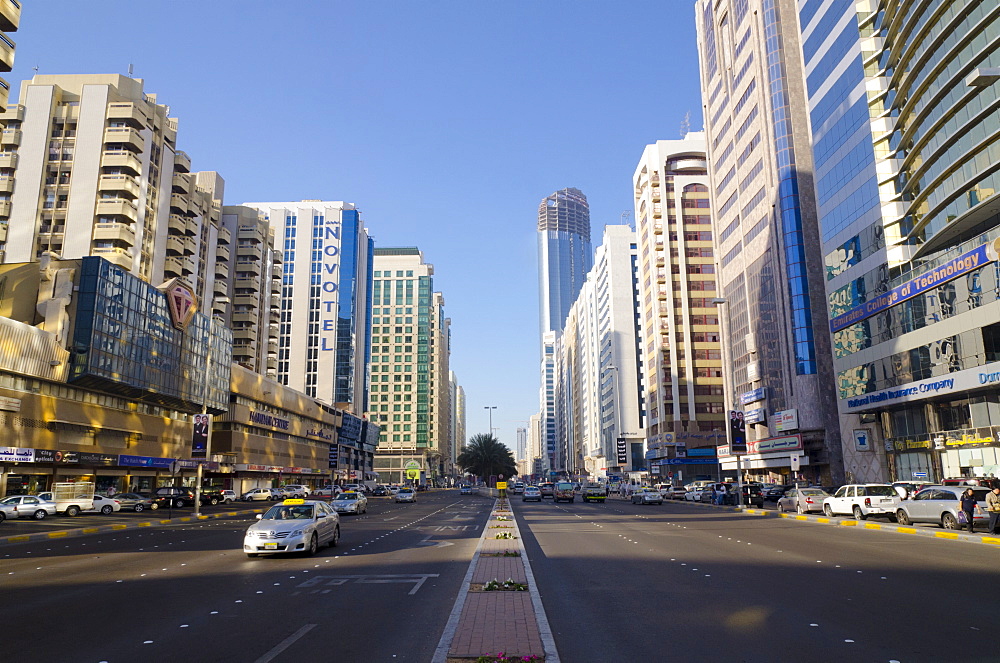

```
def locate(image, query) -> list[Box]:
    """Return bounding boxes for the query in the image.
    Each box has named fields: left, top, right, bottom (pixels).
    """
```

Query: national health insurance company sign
left=843, top=360, right=1000, bottom=413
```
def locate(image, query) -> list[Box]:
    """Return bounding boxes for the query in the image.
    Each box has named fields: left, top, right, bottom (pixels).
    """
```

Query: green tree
left=456, top=433, right=517, bottom=484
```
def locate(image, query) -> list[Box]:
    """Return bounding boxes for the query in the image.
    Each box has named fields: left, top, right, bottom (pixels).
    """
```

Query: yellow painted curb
left=816, top=517, right=831, bottom=524
left=110, top=524, right=127, bottom=530
left=47, top=531, right=68, bottom=538
left=983, top=537, right=1000, bottom=545
left=794, top=515, right=808, bottom=521
left=934, top=532, right=959, bottom=540
left=160, top=519, right=172, bottom=524
left=6, top=535, right=29, bottom=542
left=897, top=527, right=917, bottom=534
left=178, top=517, right=192, bottom=522
left=864, top=523, right=882, bottom=530
left=82, top=528, right=99, bottom=534
left=138, top=522, right=152, bottom=527
left=840, top=520, right=857, bottom=527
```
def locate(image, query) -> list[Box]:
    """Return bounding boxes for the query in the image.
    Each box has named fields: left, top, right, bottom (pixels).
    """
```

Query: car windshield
left=799, top=489, right=827, bottom=496
left=262, top=505, right=314, bottom=520
left=556, top=483, right=573, bottom=490
left=399, top=489, right=413, bottom=494
left=336, top=493, right=358, bottom=501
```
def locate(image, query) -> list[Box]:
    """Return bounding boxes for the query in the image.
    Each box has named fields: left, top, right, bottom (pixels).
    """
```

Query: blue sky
left=14, top=1, right=704, bottom=450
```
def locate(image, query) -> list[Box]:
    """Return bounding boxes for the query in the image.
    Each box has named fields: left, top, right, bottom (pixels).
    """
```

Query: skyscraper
left=242, top=200, right=373, bottom=412
left=695, top=0, right=844, bottom=485
left=537, top=187, right=592, bottom=474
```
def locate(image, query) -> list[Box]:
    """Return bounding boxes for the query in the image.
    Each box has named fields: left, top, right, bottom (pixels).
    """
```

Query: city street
left=7, top=489, right=1000, bottom=662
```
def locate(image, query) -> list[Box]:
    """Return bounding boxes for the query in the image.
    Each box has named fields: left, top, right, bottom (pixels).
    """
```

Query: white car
left=631, top=489, right=663, bottom=505
left=777, top=488, right=830, bottom=514
left=823, top=484, right=900, bottom=520
left=0, top=495, right=58, bottom=520
left=87, top=495, right=123, bottom=515
left=219, top=490, right=238, bottom=504
left=243, top=499, right=340, bottom=557
left=395, top=488, right=416, bottom=503
left=331, top=491, right=368, bottom=514
left=243, top=488, right=275, bottom=502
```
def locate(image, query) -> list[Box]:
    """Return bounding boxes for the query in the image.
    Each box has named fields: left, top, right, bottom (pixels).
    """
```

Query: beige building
left=634, top=134, right=726, bottom=473
left=369, top=248, right=451, bottom=484
left=0, top=0, right=20, bottom=111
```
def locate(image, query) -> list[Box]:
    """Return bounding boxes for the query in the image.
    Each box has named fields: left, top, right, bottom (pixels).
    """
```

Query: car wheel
left=174, top=499, right=186, bottom=508
left=853, top=505, right=866, bottom=521
left=0, top=511, right=5, bottom=522
left=209, top=497, right=219, bottom=506
left=331, top=525, right=340, bottom=547
left=149, top=502, right=158, bottom=510
left=796, top=504, right=805, bottom=514
left=33, top=509, right=47, bottom=520
left=895, top=509, right=910, bottom=526
left=306, top=533, right=318, bottom=557
left=134, top=504, right=144, bottom=512
left=66, top=505, right=80, bottom=517
left=942, top=512, right=959, bottom=530
left=823, top=505, right=833, bottom=517
left=101, top=505, right=113, bottom=515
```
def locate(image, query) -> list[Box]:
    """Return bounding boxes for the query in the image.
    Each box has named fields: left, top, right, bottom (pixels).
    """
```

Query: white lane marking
left=252, top=623, right=317, bottom=663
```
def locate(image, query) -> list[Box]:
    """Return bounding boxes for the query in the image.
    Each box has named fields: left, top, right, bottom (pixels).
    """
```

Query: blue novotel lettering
left=321, top=219, right=341, bottom=352
left=830, top=244, right=994, bottom=333
left=981, top=371, right=1000, bottom=385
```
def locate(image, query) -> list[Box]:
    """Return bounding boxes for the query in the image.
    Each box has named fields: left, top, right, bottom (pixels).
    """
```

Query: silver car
left=395, top=488, right=416, bottom=503
left=331, top=491, right=368, bottom=514
left=244, top=499, right=340, bottom=557
left=895, top=486, right=991, bottom=530
left=631, top=489, right=663, bottom=505
left=777, top=488, right=830, bottom=514
left=0, top=495, right=58, bottom=520
left=108, top=492, right=157, bottom=512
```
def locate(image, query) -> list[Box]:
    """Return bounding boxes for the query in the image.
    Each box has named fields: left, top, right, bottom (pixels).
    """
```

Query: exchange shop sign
left=0, top=446, right=33, bottom=463
left=830, top=241, right=999, bottom=333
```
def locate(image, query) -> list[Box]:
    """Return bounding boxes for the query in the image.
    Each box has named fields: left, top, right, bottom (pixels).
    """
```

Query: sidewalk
left=435, top=496, right=557, bottom=663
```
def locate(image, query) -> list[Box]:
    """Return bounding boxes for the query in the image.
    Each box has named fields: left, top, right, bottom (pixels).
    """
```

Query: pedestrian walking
left=986, top=486, right=1000, bottom=535
left=959, top=488, right=978, bottom=533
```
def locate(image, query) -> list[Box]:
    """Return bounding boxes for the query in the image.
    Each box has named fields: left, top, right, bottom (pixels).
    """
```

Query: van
left=553, top=481, right=576, bottom=503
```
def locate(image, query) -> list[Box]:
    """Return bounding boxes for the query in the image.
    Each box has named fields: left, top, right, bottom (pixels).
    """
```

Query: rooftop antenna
left=680, top=110, right=691, bottom=138
left=128, top=63, right=134, bottom=78
left=32, top=64, right=38, bottom=76
left=620, top=210, right=633, bottom=229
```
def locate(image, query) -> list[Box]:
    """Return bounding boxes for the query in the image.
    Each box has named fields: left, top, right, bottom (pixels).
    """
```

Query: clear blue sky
left=14, top=1, right=704, bottom=450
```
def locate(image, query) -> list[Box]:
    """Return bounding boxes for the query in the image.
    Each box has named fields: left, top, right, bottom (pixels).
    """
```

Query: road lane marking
left=253, top=623, right=316, bottom=663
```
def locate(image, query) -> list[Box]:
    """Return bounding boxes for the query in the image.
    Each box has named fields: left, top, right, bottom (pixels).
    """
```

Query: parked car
left=765, top=484, right=795, bottom=502
left=553, top=482, right=576, bottom=503
left=243, top=488, right=275, bottom=502
left=539, top=483, right=555, bottom=498
left=331, top=491, right=368, bottom=514
left=0, top=501, right=19, bottom=522
left=151, top=487, right=197, bottom=508
left=724, top=484, right=765, bottom=508
left=110, top=492, right=157, bottom=512
left=892, top=482, right=930, bottom=499
left=777, top=488, right=831, bottom=514
left=941, top=477, right=999, bottom=488
left=631, top=488, right=663, bottom=505
left=895, top=486, right=991, bottom=529
left=219, top=490, right=238, bottom=504
left=279, top=485, right=311, bottom=499
left=822, top=484, right=900, bottom=520
left=244, top=499, right=340, bottom=557
left=522, top=486, right=542, bottom=502
left=0, top=495, right=57, bottom=520
left=87, top=495, right=123, bottom=514
left=685, top=487, right=707, bottom=502
left=395, top=487, right=416, bottom=503
left=668, top=486, right=688, bottom=500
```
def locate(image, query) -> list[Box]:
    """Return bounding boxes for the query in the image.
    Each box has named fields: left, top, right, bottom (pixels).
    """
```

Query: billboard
left=728, top=410, right=747, bottom=454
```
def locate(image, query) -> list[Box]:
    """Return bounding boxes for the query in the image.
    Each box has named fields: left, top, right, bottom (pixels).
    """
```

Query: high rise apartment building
left=450, top=371, right=466, bottom=470
left=805, top=1, right=1000, bottom=482
left=695, top=0, right=843, bottom=484
left=633, top=135, right=725, bottom=475
left=242, top=200, right=372, bottom=412
left=0, top=0, right=20, bottom=111
left=537, top=187, right=592, bottom=474
left=368, top=248, right=451, bottom=484
left=0, top=75, right=230, bottom=318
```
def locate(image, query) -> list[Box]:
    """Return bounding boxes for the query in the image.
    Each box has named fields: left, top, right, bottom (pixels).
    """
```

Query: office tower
left=538, top=187, right=593, bottom=335
left=806, top=1, right=1000, bottom=482
left=450, top=372, right=466, bottom=476
left=516, top=426, right=527, bottom=463
left=220, top=205, right=282, bottom=378
left=368, top=248, right=451, bottom=484
left=695, top=0, right=843, bottom=484
left=0, top=0, right=20, bottom=111
left=0, top=74, right=229, bottom=316
left=241, top=200, right=373, bottom=412
left=633, top=135, right=724, bottom=478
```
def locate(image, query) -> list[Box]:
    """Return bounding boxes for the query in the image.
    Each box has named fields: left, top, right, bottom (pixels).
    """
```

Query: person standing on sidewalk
left=986, top=486, right=1000, bottom=535
left=959, top=488, right=978, bottom=533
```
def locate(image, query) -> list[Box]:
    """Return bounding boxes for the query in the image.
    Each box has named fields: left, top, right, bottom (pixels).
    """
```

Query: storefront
left=718, top=434, right=813, bottom=484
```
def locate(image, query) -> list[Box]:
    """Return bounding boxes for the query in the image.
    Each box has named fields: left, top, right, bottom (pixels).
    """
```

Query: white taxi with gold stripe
left=244, top=499, right=340, bottom=557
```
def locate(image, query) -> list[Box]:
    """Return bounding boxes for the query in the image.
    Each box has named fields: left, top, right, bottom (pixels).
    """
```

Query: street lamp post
left=484, top=406, right=497, bottom=438
left=194, top=296, right=228, bottom=518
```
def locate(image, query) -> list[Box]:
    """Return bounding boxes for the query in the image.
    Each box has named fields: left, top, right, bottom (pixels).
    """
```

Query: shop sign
left=843, top=360, right=1000, bottom=413
left=944, top=432, right=995, bottom=446
left=56, top=451, right=79, bottom=463
left=616, top=437, right=628, bottom=465
left=249, top=411, right=290, bottom=430
left=717, top=445, right=731, bottom=457
left=33, top=449, right=56, bottom=462
left=77, top=452, right=118, bottom=465
left=744, top=408, right=766, bottom=425
left=748, top=434, right=802, bottom=454
left=892, top=438, right=931, bottom=451
left=0, top=396, right=21, bottom=412
left=0, top=446, right=33, bottom=463
left=740, top=388, right=766, bottom=406
left=118, top=455, right=173, bottom=468
left=854, top=429, right=871, bottom=452
left=307, top=427, right=334, bottom=441
left=236, top=463, right=270, bottom=472
left=774, top=409, right=799, bottom=432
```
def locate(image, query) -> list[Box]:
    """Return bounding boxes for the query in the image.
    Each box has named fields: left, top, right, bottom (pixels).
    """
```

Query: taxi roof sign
left=282, top=498, right=306, bottom=505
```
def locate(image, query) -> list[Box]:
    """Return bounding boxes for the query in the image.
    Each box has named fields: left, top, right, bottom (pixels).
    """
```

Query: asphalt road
left=515, top=496, right=1000, bottom=663
left=4, top=492, right=493, bottom=663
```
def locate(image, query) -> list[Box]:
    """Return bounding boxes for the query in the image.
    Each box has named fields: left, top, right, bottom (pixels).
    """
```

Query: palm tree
left=456, top=433, right=517, bottom=484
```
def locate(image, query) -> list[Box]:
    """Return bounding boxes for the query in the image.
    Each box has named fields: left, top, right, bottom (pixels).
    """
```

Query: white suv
left=280, top=485, right=311, bottom=498
left=823, top=484, right=900, bottom=520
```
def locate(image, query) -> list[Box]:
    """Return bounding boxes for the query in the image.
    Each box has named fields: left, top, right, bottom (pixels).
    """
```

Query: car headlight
left=291, top=529, right=304, bottom=536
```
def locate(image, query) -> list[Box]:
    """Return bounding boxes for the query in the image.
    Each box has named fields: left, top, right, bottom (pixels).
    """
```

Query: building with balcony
left=695, top=0, right=843, bottom=485
left=368, top=248, right=451, bottom=484
left=806, top=0, right=1000, bottom=483
left=0, top=0, right=20, bottom=113
left=242, top=200, right=373, bottom=413
left=633, top=135, right=724, bottom=479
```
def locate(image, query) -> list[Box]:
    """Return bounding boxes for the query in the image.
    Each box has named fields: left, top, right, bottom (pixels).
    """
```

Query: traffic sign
left=497, top=481, right=507, bottom=490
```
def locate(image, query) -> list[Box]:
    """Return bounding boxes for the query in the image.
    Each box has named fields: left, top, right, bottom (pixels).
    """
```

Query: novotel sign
left=830, top=241, right=999, bottom=333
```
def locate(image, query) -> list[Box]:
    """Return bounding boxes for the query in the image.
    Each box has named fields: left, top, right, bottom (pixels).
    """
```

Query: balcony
left=0, top=127, right=19, bottom=146
left=169, top=193, right=189, bottom=215
left=234, top=275, right=261, bottom=291
left=267, top=340, right=279, bottom=356
left=167, top=214, right=187, bottom=234
left=98, top=175, right=140, bottom=198
left=166, top=235, right=184, bottom=255
left=216, top=245, right=230, bottom=262
left=0, top=199, right=10, bottom=217
left=0, top=80, right=9, bottom=112
left=0, top=0, right=21, bottom=33
left=0, top=221, right=5, bottom=241
left=0, top=151, right=17, bottom=168
left=95, top=199, right=138, bottom=222
left=172, top=172, right=191, bottom=193
left=106, top=102, right=146, bottom=128
left=0, top=32, right=15, bottom=73
left=102, top=151, right=143, bottom=176
left=237, top=225, right=261, bottom=240
left=0, top=174, right=12, bottom=192
left=236, top=244, right=263, bottom=261
left=214, top=261, right=229, bottom=280
left=103, top=127, right=144, bottom=152
left=92, top=222, right=136, bottom=246
left=266, top=356, right=278, bottom=371
left=217, top=226, right=231, bottom=245
left=269, top=308, right=280, bottom=323
left=163, top=255, right=184, bottom=276
left=92, top=247, right=133, bottom=270
left=234, top=294, right=257, bottom=307
left=174, top=150, right=191, bottom=173
left=213, top=280, right=228, bottom=298
left=232, top=310, right=260, bottom=325
left=3, top=103, right=22, bottom=121
left=186, top=216, right=200, bottom=236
